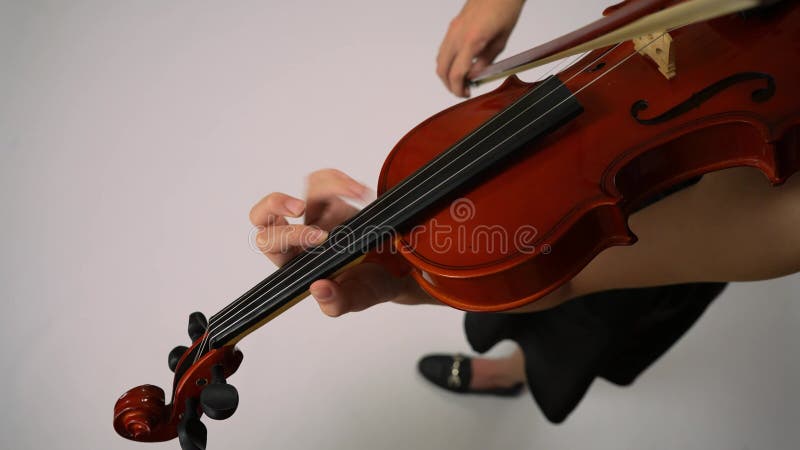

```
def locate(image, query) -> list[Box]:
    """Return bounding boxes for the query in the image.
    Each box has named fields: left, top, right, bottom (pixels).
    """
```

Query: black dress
left=464, top=282, right=726, bottom=423
left=463, top=177, right=726, bottom=423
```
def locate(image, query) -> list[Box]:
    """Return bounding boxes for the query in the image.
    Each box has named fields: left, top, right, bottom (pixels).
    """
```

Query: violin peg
left=168, top=345, right=189, bottom=372
left=200, top=364, right=239, bottom=420
left=187, top=312, right=207, bottom=341
left=178, top=398, right=207, bottom=450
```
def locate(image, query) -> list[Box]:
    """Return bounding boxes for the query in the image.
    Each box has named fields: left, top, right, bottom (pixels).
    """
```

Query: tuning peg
left=188, top=312, right=207, bottom=341
left=168, top=345, right=189, bottom=372
left=200, top=364, right=239, bottom=420
left=178, top=398, right=207, bottom=450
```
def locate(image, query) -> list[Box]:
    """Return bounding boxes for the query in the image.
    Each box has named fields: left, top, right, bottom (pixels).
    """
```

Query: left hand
left=249, top=169, right=434, bottom=317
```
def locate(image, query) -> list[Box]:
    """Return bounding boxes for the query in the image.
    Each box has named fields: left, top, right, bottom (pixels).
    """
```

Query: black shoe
left=417, top=353, right=524, bottom=397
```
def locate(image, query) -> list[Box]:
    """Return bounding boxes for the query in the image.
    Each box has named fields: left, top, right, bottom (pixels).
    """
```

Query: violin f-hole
left=630, top=72, right=776, bottom=126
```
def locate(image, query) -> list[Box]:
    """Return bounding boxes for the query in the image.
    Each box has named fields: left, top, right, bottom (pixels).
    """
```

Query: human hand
left=250, top=169, right=434, bottom=316
left=437, top=0, right=525, bottom=97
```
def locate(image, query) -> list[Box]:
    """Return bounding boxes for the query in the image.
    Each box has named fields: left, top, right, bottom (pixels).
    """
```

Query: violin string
left=194, top=50, right=632, bottom=358
left=194, top=43, right=639, bottom=356
left=195, top=43, right=633, bottom=358
left=191, top=79, right=561, bottom=365
left=208, top=50, right=589, bottom=326
left=199, top=51, right=611, bottom=346
left=190, top=49, right=603, bottom=362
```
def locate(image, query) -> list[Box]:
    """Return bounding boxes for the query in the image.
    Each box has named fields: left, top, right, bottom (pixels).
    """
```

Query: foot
left=417, top=354, right=524, bottom=396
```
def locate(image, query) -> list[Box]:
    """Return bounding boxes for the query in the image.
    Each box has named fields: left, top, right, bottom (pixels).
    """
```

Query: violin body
left=379, top=2, right=800, bottom=311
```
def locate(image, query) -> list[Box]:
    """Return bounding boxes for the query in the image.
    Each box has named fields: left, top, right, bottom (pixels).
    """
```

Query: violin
left=113, top=0, right=800, bottom=448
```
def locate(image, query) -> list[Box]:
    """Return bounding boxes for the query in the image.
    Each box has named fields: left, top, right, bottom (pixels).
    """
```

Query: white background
left=1, top=1, right=798, bottom=449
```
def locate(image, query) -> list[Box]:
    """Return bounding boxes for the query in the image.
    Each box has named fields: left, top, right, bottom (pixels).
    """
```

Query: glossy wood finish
left=378, top=2, right=800, bottom=311
left=113, top=338, right=242, bottom=442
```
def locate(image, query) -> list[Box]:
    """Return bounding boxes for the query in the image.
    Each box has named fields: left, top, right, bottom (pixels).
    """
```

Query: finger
left=307, top=169, right=368, bottom=201
left=309, top=263, right=401, bottom=317
left=308, top=202, right=359, bottom=234
left=249, top=192, right=305, bottom=226
left=449, top=39, right=486, bottom=97
left=468, top=37, right=507, bottom=80
left=256, top=224, right=328, bottom=252
left=311, top=277, right=379, bottom=318
left=436, top=24, right=460, bottom=91
left=256, top=225, right=328, bottom=266
left=469, top=56, right=491, bottom=80
left=306, top=169, right=369, bottom=225
left=309, top=279, right=348, bottom=317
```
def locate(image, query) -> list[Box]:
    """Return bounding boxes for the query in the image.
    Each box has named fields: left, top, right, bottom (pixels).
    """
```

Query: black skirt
left=464, top=282, right=727, bottom=423
left=463, top=176, right=726, bottom=423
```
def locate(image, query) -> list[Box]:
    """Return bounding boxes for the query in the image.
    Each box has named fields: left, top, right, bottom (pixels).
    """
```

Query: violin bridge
left=633, top=31, right=676, bottom=80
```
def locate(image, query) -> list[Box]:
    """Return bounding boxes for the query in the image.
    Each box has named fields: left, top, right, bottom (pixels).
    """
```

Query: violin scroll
left=113, top=384, right=171, bottom=441
left=114, top=312, right=244, bottom=449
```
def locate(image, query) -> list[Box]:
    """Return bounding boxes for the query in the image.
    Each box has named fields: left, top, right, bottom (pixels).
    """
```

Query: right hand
left=437, top=0, right=526, bottom=97
left=249, top=169, right=434, bottom=317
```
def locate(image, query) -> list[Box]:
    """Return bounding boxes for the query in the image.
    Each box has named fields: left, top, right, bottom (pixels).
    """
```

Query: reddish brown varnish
left=377, top=2, right=800, bottom=311
left=113, top=338, right=242, bottom=442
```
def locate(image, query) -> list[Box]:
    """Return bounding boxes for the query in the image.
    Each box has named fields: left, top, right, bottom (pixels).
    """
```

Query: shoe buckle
left=447, top=354, right=464, bottom=388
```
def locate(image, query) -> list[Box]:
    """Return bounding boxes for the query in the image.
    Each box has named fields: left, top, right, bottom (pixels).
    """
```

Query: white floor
left=1, top=1, right=798, bottom=449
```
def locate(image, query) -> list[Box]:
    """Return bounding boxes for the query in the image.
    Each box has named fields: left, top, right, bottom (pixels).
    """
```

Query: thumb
left=309, top=263, right=404, bottom=317
left=468, top=38, right=507, bottom=80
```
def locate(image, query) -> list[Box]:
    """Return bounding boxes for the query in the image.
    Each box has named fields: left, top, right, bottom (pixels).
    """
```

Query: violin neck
left=204, top=76, right=583, bottom=348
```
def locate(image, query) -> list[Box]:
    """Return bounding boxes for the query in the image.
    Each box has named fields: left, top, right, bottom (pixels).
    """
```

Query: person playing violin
left=250, top=0, right=800, bottom=422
